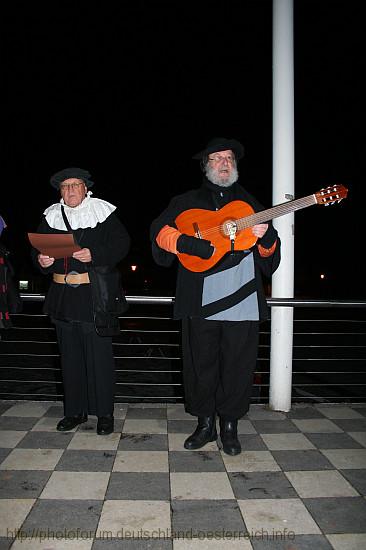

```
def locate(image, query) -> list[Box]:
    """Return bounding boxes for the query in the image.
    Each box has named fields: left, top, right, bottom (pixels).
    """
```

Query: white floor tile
left=168, top=433, right=219, bottom=451
left=326, top=533, right=366, bottom=550
left=349, top=432, right=366, bottom=447
left=0, top=430, right=27, bottom=447
left=285, top=470, right=359, bottom=498
left=247, top=407, right=286, bottom=420
left=238, top=498, right=321, bottom=534
left=97, top=500, right=171, bottom=537
left=173, top=539, right=253, bottom=549
left=122, top=419, right=167, bottom=434
left=112, top=406, right=128, bottom=419
left=292, top=419, right=343, bottom=433
left=237, top=420, right=257, bottom=435
left=31, top=417, right=62, bottom=432
left=222, top=451, right=280, bottom=472
left=2, top=402, right=51, bottom=418
left=167, top=405, right=192, bottom=420
left=315, top=406, right=364, bottom=419
left=40, top=471, right=110, bottom=499
left=0, top=448, right=63, bottom=470
left=321, top=449, right=366, bottom=469
left=0, top=499, right=36, bottom=537
left=11, top=541, right=93, bottom=550
left=67, top=432, right=120, bottom=450
left=261, top=433, right=315, bottom=450
left=113, top=450, right=169, bottom=472
left=170, top=472, right=234, bottom=500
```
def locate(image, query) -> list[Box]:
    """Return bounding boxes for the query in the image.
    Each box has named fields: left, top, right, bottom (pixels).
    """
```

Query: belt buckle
left=64, top=270, right=80, bottom=288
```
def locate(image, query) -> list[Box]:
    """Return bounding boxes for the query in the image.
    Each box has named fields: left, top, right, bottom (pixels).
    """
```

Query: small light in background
left=19, top=280, right=29, bottom=290
left=320, top=273, right=326, bottom=280
left=131, top=265, right=137, bottom=272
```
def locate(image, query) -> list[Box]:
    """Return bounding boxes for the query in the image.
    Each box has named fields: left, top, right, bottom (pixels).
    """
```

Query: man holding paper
left=32, top=167, right=130, bottom=435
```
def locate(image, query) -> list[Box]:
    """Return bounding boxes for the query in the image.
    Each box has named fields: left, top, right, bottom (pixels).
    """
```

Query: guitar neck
left=238, top=194, right=317, bottom=229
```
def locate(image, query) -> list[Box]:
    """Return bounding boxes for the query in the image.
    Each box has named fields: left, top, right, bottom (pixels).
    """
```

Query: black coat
left=33, top=212, right=130, bottom=334
left=150, top=178, right=281, bottom=320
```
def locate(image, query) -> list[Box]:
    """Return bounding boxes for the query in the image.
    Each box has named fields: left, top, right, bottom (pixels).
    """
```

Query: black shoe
left=184, top=415, right=217, bottom=450
left=97, top=415, right=114, bottom=435
left=57, top=414, right=87, bottom=432
left=219, top=418, right=241, bottom=456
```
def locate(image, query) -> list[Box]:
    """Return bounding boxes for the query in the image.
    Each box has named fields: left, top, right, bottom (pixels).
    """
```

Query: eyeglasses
left=60, top=182, right=84, bottom=191
left=208, top=154, right=235, bottom=164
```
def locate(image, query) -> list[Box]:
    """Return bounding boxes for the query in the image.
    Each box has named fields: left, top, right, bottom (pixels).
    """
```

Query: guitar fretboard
left=237, top=194, right=317, bottom=230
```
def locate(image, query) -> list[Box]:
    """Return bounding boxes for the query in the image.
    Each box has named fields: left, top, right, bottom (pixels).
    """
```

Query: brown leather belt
left=53, top=272, right=90, bottom=285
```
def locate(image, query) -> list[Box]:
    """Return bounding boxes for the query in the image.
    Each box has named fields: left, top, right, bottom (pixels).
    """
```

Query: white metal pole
left=270, top=0, right=294, bottom=412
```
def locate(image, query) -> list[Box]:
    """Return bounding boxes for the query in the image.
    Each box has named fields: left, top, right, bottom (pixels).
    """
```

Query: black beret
left=192, top=137, right=244, bottom=160
left=50, top=167, right=95, bottom=189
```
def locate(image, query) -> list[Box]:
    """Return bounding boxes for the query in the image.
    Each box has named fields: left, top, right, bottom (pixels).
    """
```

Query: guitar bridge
left=193, top=222, right=202, bottom=239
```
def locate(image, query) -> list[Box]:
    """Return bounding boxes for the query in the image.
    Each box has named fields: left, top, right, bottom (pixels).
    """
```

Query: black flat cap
left=50, top=167, right=94, bottom=189
left=192, top=137, right=244, bottom=160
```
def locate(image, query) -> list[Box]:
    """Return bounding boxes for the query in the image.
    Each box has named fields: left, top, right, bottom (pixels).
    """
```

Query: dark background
left=1, top=0, right=364, bottom=298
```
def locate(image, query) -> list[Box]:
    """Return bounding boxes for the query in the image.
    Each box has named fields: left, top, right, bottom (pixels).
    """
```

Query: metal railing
left=0, top=295, right=365, bottom=403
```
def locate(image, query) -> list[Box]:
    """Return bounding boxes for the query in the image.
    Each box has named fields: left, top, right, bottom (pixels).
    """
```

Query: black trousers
left=54, top=320, right=115, bottom=417
left=181, top=317, right=259, bottom=420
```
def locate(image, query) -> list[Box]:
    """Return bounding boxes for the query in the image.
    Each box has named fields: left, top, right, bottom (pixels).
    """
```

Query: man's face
left=60, top=178, right=87, bottom=207
left=205, top=149, right=238, bottom=187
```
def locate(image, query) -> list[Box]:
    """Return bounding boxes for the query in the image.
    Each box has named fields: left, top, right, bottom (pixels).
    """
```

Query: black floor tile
left=0, top=537, right=13, bottom=550
left=125, top=408, right=167, bottom=419
left=118, top=434, right=168, bottom=451
left=92, top=539, right=173, bottom=549
left=167, top=420, right=197, bottom=434
left=106, top=472, right=170, bottom=500
left=20, top=499, right=104, bottom=536
left=43, top=405, right=64, bottom=418
left=0, top=403, right=14, bottom=416
left=251, top=420, right=300, bottom=433
left=0, top=449, right=11, bottom=465
left=16, top=431, right=73, bottom=449
left=239, top=434, right=268, bottom=451
left=0, top=470, right=51, bottom=498
left=340, top=469, right=366, bottom=496
left=251, top=534, right=333, bottom=549
left=229, top=471, right=298, bottom=499
left=171, top=499, right=246, bottom=536
left=287, top=408, right=327, bottom=419
left=169, top=451, right=225, bottom=472
left=56, top=450, right=117, bottom=472
left=303, top=497, right=366, bottom=533
left=332, top=419, right=366, bottom=432
left=272, top=450, right=334, bottom=471
left=305, top=432, right=363, bottom=449
left=0, top=417, right=38, bottom=431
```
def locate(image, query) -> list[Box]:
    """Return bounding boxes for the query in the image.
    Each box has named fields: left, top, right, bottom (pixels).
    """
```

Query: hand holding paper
left=38, top=254, right=55, bottom=268
left=28, top=233, right=82, bottom=259
left=72, top=248, right=92, bottom=263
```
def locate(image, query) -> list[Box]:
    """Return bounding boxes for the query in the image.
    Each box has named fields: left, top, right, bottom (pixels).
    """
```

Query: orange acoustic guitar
left=175, top=184, right=348, bottom=272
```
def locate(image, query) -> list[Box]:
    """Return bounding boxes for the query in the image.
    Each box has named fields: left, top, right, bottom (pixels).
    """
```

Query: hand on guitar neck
left=252, top=223, right=269, bottom=239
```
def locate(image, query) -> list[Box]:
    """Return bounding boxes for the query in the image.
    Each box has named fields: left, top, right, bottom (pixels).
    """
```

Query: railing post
left=270, top=0, right=294, bottom=412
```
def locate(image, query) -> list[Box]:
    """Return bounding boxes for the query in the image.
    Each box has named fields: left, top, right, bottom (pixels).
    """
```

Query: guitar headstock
left=315, top=184, right=348, bottom=206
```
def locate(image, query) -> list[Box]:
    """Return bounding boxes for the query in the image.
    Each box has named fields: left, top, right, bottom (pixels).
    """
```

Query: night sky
left=2, top=0, right=365, bottom=298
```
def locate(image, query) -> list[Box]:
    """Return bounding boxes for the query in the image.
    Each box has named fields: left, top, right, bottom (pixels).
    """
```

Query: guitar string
left=198, top=195, right=316, bottom=238
left=194, top=185, right=345, bottom=238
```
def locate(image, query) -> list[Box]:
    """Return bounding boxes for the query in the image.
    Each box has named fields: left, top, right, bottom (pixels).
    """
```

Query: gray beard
left=205, top=164, right=239, bottom=187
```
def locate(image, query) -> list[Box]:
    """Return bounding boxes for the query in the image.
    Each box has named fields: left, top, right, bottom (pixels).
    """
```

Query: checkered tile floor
left=0, top=401, right=366, bottom=549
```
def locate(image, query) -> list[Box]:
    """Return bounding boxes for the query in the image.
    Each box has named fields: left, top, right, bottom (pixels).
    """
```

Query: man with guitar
left=150, top=137, right=281, bottom=455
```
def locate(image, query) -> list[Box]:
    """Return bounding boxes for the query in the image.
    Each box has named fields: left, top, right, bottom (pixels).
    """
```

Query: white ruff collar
left=44, top=192, right=116, bottom=230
